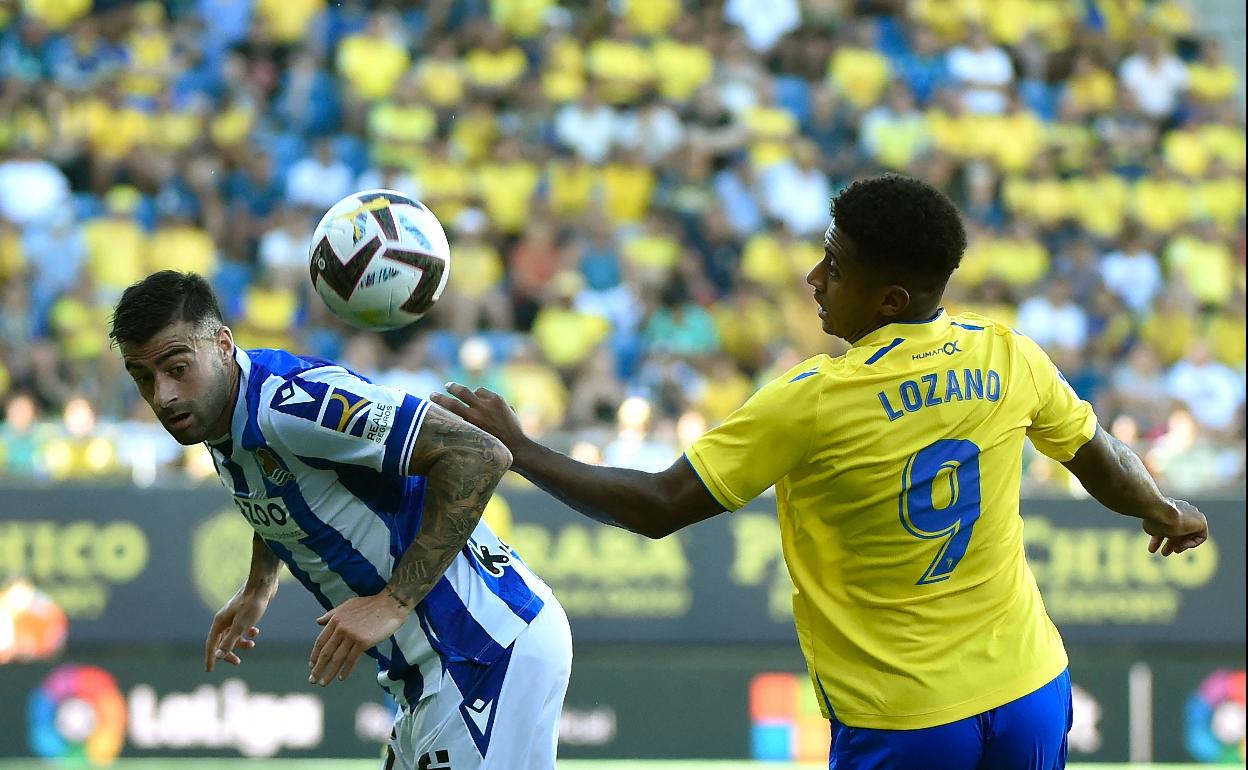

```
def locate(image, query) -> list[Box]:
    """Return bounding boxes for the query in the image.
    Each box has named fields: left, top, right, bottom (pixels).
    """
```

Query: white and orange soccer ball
left=308, top=190, right=452, bottom=331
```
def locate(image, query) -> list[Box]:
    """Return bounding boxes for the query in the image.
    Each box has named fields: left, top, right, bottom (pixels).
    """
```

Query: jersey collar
left=852, top=308, right=951, bottom=349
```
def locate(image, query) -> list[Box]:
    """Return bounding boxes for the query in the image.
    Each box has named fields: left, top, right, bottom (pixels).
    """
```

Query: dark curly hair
left=109, top=271, right=224, bottom=347
left=830, top=175, right=967, bottom=291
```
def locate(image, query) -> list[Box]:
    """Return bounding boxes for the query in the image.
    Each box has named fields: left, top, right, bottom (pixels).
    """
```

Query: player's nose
left=806, top=262, right=822, bottom=289
left=154, top=374, right=180, bottom=409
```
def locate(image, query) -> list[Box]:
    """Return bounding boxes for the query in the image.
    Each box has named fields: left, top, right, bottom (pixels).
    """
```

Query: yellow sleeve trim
left=683, top=447, right=747, bottom=512
left=1054, top=405, right=1099, bottom=462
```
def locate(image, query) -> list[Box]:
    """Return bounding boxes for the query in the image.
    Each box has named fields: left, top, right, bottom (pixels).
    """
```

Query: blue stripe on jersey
left=391, top=478, right=426, bottom=560
left=242, top=358, right=271, bottom=451
left=418, top=578, right=509, bottom=663
left=951, top=321, right=985, bottom=331
left=865, top=337, right=905, bottom=365
left=290, top=454, right=427, bottom=560
left=815, top=673, right=839, bottom=722
left=210, top=447, right=251, bottom=496
left=384, top=638, right=425, bottom=706
left=463, top=543, right=543, bottom=623
left=264, top=539, right=334, bottom=612
left=294, top=454, right=398, bottom=525
left=382, top=396, right=425, bottom=476
left=446, top=644, right=513, bottom=757
left=278, top=481, right=389, bottom=598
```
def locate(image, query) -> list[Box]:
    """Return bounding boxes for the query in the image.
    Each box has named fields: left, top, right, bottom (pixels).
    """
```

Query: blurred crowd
left=0, top=0, right=1243, bottom=494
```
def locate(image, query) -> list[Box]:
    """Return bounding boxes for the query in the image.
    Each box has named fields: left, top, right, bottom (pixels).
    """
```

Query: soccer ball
left=308, top=190, right=451, bottom=331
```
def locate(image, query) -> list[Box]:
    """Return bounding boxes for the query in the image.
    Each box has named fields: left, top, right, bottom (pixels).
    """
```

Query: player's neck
left=206, top=360, right=242, bottom=443
left=895, top=303, right=943, bottom=324
left=861, top=304, right=944, bottom=338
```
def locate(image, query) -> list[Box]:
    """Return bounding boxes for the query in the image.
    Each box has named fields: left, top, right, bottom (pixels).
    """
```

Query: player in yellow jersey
left=432, top=175, right=1209, bottom=769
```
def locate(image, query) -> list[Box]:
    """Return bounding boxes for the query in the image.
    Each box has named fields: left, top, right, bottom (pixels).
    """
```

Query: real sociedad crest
left=254, top=447, right=294, bottom=487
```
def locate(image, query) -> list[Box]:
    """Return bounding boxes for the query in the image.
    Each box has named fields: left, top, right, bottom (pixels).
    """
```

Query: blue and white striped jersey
left=207, top=346, right=550, bottom=707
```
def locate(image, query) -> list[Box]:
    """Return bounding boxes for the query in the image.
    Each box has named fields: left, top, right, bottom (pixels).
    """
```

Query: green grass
left=0, top=761, right=1224, bottom=769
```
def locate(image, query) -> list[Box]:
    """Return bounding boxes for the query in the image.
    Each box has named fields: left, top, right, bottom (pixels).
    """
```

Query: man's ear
left=879, top=284, right=911, bottom=320
left=216, top=325, right=235, bottom=361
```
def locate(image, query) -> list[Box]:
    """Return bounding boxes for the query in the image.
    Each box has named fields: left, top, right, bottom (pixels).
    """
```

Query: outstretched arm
left=431, top=385, right=726, bottom=539
left=205, top=533, right=282, bottom=672
left=1061, top=426, right=1209, bottom=556
left=308, top=405, right=511, bottom=685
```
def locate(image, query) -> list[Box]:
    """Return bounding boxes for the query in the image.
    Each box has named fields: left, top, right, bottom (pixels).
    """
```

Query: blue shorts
left=829, top=669, right=1072, bottom=770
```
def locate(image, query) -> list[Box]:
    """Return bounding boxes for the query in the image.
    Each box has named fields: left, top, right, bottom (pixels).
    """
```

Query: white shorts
left=383, top=596, right=573, bottom=770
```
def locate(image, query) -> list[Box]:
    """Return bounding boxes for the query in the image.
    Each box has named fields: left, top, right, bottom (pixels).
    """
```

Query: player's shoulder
left=247, top=349, right=373, bottom=422
left=764, top=354, right=842, bottom=392
left=948, top=311, right=1017, bottom=338
left=245, top=348, right=345, bottom=383
left=948, top=313, right=1055, bottom=372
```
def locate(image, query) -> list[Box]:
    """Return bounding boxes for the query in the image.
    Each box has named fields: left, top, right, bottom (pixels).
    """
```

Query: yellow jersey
left=686, top=310, right=1095, bottom=729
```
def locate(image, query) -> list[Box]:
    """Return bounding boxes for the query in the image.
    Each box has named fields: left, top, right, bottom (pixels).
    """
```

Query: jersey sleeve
left=1016, top=334, right=1098, bottom=461
left=261, top=367, right=430, bottom=475
left=684, top=363, right=821, bottom=511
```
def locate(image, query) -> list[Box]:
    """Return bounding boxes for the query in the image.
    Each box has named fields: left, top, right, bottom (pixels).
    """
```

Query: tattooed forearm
left=386, top=406, right=512, bottom=608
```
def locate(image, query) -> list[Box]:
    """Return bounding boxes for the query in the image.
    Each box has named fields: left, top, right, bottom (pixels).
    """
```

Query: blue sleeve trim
left=681, top=454, right=729, bottom=514
left=383, top=396, right=427, bottom=477
left=951, top=322, right=985, bottom=331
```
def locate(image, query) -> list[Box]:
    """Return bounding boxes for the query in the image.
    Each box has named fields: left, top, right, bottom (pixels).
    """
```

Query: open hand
left=430, top=383, right=528, bottom=453
left=205, top=583, right=275, bottom=672
left=308, top=593, right=409, bottom=686
left=1143, top=498, right=1209, bottom=556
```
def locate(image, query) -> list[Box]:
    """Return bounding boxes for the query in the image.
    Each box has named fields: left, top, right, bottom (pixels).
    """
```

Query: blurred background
left=0, top=0, right=1243, bottom=766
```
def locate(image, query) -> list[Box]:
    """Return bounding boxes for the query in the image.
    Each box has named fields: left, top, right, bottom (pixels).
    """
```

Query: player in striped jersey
left=111, top=271, right=571, bottom=770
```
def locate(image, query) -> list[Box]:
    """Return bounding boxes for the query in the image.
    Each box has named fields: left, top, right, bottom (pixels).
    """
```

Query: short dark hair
left=109, top=271, right=225, bottom=347
left=831, top=175, right=967, bottom=290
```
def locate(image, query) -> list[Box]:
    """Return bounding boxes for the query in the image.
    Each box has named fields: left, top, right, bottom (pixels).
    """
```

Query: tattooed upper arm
left=385, top=404, right=512, bottom=607
left=406, top=403, right=512, bottom=478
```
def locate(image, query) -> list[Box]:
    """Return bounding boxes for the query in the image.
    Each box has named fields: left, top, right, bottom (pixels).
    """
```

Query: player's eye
left=169, top=364, right=188, bottom=378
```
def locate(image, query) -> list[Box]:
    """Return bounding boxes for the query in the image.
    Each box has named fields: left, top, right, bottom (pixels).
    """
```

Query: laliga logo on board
left=27, top=665, right=323, bottom=761
left=28, top=664, right=126, bottom=766
left=1185, top=669, right=1246, bottom=763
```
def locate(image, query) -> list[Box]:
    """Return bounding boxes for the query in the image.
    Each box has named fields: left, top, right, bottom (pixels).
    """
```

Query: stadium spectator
left=1100, top=228, right=1164, bottom=314
left=0, top=143, right=69, bottom=227
left=554, top=87, right=620, bottom=164
left=724, top=0, right=800, bottom=53
left=1164, top=341, right=1246, bottom=435
left=0, top=1, right=1240, bottom=494
left=1016, top=278, right=1089, bottom=353
left=1118, top=34, right=1189, bottom=123
left=946, top=25, right=1014, bottom=115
